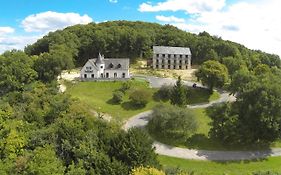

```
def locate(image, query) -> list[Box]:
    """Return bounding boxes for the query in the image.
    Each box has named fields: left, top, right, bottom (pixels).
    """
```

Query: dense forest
left=25, top=20, right=280, bottom=69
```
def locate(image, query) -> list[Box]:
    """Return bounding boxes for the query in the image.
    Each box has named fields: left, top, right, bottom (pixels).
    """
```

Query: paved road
left=124, top=75, right=281, bottom=161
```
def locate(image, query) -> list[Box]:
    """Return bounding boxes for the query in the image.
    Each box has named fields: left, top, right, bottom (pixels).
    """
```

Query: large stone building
left=152, top=46, right=192, bottom=70
left=80, top=53, right=130, bottom=80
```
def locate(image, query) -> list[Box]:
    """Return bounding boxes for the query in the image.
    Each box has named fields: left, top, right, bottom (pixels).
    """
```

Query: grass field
left=159, top=155, right=281, bottom=175
left=66, top=79, right=220, bottom=121
left=66, top=79, right=160, bottom=121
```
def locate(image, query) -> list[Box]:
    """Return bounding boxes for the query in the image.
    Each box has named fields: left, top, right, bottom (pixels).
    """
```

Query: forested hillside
left=25, top=20, right=280, bottom=68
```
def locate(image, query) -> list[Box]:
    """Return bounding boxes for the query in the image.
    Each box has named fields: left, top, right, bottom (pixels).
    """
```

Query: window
left=91, top=74, right=95, bottom=78
left=122, top=73, right=126, bottom=78
left=174, top=60, right=176, bottom=64
left=174, top=54, right=177, bottom=58
left=168, top=60, right=171, bottom=64
left=100, top=66, right=103, bottom=69
left=86, top=66, right=92, bottom=70
left=186, top=55, right=188, bottom=58
left=162, top=65, right=164, bottom=69
left=101, top=73, right=103, bottom=78
left=156, top=65, right=159, bottom=69
left=156, top=59, right=159, bottom=63
left=168, top=65, right=171, bottom=69
left=179, top=60, right=182, bottom=64
left=180, top=55, right=182, bottom=58
left=114, top=73, right=117, bottom=78
left=179, top=65, right=182, bottom=69
left=106, top=73, right=109, bottom=78
left=162, top=54, right=165, bottom=57
left=109, top=63, right=114, bottom=68
left=156, top=54, right=159, bottom=57
left=168, top=54, right=171, bottom=58
left=84, top=74, right=87, bottom=78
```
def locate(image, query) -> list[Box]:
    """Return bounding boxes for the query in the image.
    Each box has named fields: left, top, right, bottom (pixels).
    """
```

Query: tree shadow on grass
left=121, top=101, right=145, bottom=110
left=106, top=98, right=118, bottom=105
left=187, top=87, right=213, bottom=104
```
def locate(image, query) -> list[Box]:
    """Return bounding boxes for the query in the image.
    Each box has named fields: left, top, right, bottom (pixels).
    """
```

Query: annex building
left=152, top=46, right=192, bottom=70
left=80, top=53, right=130, bottom=80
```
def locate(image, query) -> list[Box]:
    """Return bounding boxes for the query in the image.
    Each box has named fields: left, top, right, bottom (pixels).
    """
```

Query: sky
left=0, top=0, right=280, bottom=57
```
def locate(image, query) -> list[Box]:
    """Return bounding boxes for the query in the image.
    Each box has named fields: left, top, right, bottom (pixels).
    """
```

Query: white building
left=80, top=53, right=130, bottom=80
left=152, top=46, right=192, bottom=70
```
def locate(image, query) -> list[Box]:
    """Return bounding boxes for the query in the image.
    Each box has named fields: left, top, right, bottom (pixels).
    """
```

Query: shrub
left=155, top=85, right=172, bottom=101
left=112, top=91, right=123, bottom=104
left=120, top=81, right=132, bottom=93
left=148, top=104, right=198, bottom=139
left=130, top=166, right=165, bottom=175
left=129, top=89, right=150, bottom=107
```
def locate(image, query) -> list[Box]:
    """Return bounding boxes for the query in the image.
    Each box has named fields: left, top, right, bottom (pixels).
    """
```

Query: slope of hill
left=25, top=20, right=280, bottom=68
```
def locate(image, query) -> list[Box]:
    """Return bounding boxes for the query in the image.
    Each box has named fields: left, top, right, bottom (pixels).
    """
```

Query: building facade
left=80, top=53, right=130, bottom=80
left=152, top=46, right=192, bottom=70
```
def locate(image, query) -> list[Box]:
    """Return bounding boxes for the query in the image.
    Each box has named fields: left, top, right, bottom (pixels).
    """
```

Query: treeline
left=24, top=21, right=280, bottom=68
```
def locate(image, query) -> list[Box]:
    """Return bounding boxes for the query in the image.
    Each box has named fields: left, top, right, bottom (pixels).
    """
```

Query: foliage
left=0, top=51, right=37, bottom=95
left=195, top=60, right=229, bottom=91
left=155, top=85, right=172, bottom=102
left=110, top=128, right=160, bottom=169
left=208, top=69, right=281, bottom=144
left=0, top=76, right=160, bottom=174
left=112, top=90, right=124, bottom=104
left=130, top=166, right=165, bottom=175
left=120, top=80, right=132, bottom=93
left=148, top=104, right=198, bottom=140
left=170, top=77, right=187, bottom=107
left=129, top=89, right=150, bottom=107
left=25, top=21, right=280, bottom=68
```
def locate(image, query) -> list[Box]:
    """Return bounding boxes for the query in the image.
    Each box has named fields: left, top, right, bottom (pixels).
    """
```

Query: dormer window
left=109, top=63, right=114, bottom=69
left=117, top=64, right=122, bottom=68
left=100, top=66, right=103, bottom=69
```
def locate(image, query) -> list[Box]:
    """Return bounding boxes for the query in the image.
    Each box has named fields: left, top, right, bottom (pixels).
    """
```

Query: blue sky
left=0, top=0, right=280, bottom=56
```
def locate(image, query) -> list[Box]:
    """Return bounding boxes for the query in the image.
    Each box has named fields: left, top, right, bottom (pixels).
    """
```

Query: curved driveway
left=124, top=75, right=281, bottom=161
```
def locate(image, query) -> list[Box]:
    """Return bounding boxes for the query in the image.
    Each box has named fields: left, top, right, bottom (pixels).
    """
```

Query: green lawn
left=159, top=155, right=281, bottom=175
left=187, top=88, right=220, bottom=105
left=66, top=79, right=220, bottom=121
left=66, top=79, right=160, bottom=121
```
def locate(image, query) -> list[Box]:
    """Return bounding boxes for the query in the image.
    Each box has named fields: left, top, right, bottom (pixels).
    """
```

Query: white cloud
left=140, top=0, right=281, bottom=56
left=21, top=11, right=93, bottom=33
left=109, top=0, right=118, bottom=3
left=0, top=27, right=15, bottom=36
left=0, top=35, right=41, bottom=53
left=139, top=0, right=226, bottom=14
left=156, top=15, right=185, bottom=23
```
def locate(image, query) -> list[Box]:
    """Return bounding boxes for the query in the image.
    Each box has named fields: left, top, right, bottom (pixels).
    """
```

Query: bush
left=148, top=104, right=198, bottom=139
left=155, top=85, right=172, bottom=101
left=112, top=91, right=123, bottom=104
left=120, top=81, right=132, bottom=93
left=129, top=89, right=150, bottom=107
left=130, top=166, right=165, bottom=175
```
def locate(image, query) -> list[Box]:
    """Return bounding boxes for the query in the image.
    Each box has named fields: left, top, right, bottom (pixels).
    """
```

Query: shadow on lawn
left=121, top=101, right=145, bottom=110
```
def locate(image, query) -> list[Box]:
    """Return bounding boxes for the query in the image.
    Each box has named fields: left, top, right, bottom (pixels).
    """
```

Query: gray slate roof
left=89, top=58, right=130, bottom=70
left=153, top=46, right=191, bottom=55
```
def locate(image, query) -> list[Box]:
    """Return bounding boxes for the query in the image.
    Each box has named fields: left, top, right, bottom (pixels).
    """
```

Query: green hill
left=25, top=20, right=280, bottom=68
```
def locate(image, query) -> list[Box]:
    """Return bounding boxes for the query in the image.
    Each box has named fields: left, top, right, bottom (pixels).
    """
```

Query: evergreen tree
left=170, top=76, right=187, bottom=107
